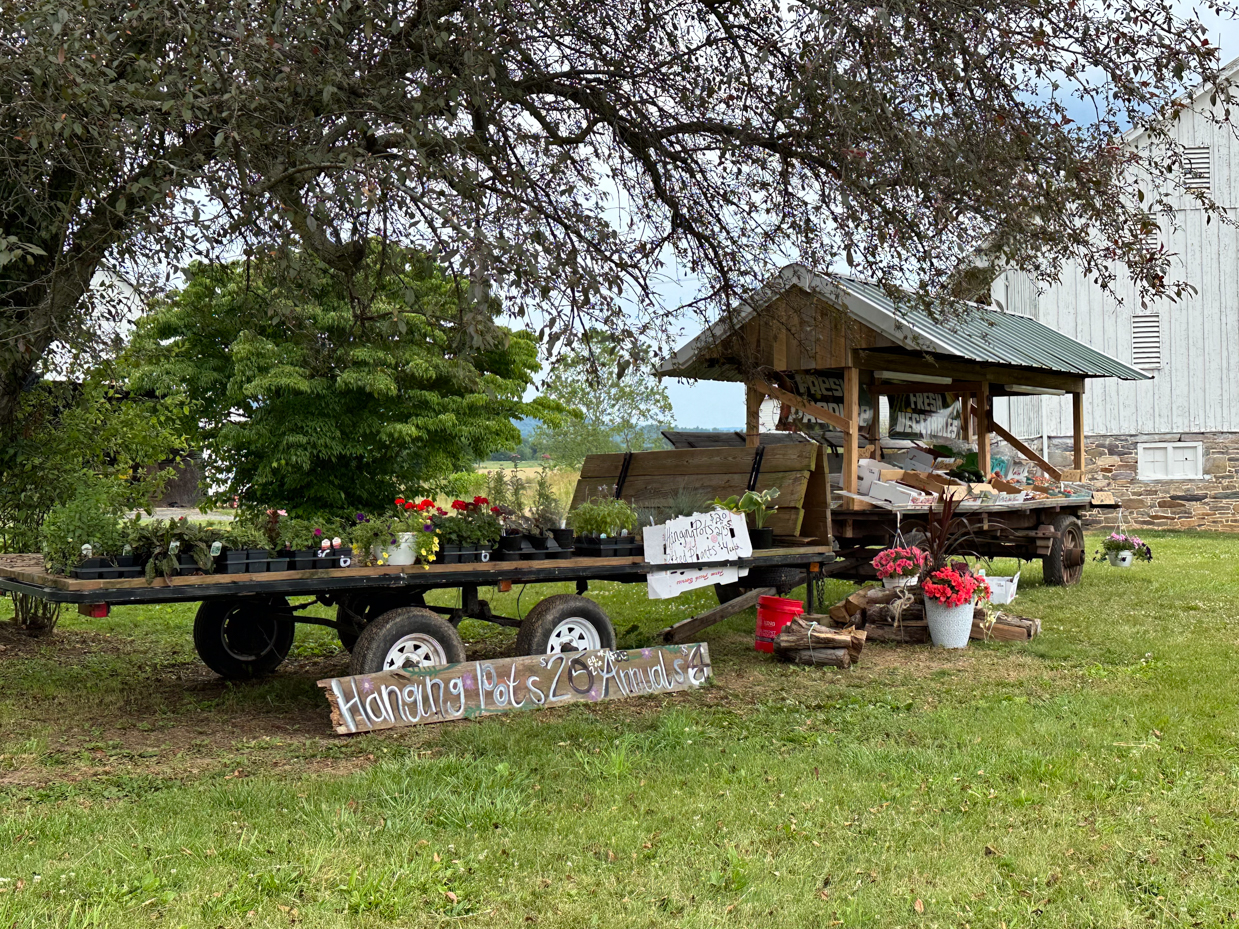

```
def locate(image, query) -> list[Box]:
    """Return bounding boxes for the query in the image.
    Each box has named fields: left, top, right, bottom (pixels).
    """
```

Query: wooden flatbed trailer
left=0, top=547, right=833, bottom=680
left=824, top=494, right=1117, bottom=586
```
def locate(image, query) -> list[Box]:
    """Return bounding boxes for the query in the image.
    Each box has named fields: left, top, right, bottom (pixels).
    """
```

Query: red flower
left=403, top=501, right=415, bottom=510
left=435, top=507, right=447, bottom=516
left=451, top=500, right=468, bottom=511
left=474, top=496, right=488, bottom=506
left=490, top=506, right=501, bottom=514
left=394, top=497, right=405, bottom=506
left=415, top=499, right=434, bottom=511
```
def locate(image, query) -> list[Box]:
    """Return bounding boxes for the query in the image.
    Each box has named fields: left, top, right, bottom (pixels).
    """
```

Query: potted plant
left=221, top=521, right=268, bottom=574
left=567, top=500, right=607, bottom=556
left=738, top=488, right=779, bottom=548
left=1094, top=532, right=1152, bottom=568
left=40, top=480, right=126, bottom=578
left=872, top=546, right=928, bottom=589
left=920, top=561, right=991, bottom=648
left=527, top=468, right=563, bottom=552
left=607, top=498, right=641, bottom=556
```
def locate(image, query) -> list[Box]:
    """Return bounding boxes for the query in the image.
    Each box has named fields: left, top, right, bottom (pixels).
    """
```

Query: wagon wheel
left=193, top=597, right=295, bottom=680
left=335, top=590, right=428, bottom=651
left=515, top=595, right=616, bottom=656
left=1042, top=514, right=1085, bottom=586
left=349, top=608, right=465, bottom=676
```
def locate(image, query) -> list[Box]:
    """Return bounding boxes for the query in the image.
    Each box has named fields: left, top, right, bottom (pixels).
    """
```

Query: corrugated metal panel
left=836, top=277, right=1151, bottom=380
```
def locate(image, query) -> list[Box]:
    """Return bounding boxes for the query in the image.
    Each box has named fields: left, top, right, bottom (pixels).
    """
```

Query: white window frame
left=1137, top=441, right=1203, bottom=481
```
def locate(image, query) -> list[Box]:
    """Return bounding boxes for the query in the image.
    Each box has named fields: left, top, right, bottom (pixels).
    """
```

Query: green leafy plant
left=738, top=488, right=779, bottom=529
left=711, top=495, right=743, bottom=514
left=567, top=500, right=607, bottom=538
left=39, top=474, right=127, bottom=574
left=529, top=467, right=564, bottom=535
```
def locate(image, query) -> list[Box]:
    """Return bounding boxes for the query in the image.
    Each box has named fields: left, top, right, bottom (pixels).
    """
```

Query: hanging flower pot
left=1094, top=532, right=1152, bottom=568
left=1107, top=550, right=1134, bottom=568
left=872, top=546, right=928, bottom=590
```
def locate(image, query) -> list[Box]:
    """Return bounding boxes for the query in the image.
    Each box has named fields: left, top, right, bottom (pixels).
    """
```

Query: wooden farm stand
left=657, top=264, right=1149, bottom=586
left=0, top=541, right=833, bottom=680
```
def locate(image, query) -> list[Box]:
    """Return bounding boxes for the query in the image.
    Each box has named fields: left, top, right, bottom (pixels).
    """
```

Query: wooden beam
left=748, top=378, right=852, bottom=433
left=851, top=350, right=1085, bottom=394
left=660, top=587, right=777, bottom=644
left=870, top=380, right=983, bottom=395
left=961, top=396, right=972, bottom=441
left=745, top=384, right=763, bottom=448
left=989, top=419, right=1063, bottom=482
left=843, top=366, right=860, bottom=495
left=976, top=381, right=991, bottom=477
left=1072, top=390, right=1086, bottom=472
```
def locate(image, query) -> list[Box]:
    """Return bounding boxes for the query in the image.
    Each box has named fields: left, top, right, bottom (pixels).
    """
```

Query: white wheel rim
left=546, top=617, right=601, bottom=654
left=384, top=633, right=448, bottom=670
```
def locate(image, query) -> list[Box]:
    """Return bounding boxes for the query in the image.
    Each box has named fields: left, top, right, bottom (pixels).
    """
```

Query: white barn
left=991, top=59, right=1239, bottom=530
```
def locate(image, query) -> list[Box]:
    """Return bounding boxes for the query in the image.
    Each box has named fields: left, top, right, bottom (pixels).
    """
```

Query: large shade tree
left=2, top=0, right=1234, bottom=432
left=126, top=249, right=554, bottom=515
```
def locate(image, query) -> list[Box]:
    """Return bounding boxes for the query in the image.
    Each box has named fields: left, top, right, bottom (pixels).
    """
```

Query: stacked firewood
left=772, top=619, right=866, bottom=668
left=816, top=586, right=1042, bottom=646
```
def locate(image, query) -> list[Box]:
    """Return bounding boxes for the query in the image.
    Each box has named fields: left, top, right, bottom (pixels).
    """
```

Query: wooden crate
left=573, top=445, right=820, bottom=537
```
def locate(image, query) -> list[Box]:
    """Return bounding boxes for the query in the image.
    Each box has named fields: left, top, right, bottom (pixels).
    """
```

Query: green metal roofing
left=658, top=264, right=1152, bottom=382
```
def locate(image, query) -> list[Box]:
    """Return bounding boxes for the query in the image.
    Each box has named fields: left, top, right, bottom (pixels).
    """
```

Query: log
left=773, top=618, right=866, bottom=663
left=776, top=647, right=851, bottom=668
left=863, top=620, right=930, bottom=644
left=660, top=586, right=777, bottom=644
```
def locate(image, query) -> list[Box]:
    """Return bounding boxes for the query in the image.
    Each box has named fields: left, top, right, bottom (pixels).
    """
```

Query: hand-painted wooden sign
left=317, top=643, right=712, bottom=735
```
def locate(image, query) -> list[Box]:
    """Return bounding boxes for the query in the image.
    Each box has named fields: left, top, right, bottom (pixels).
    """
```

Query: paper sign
left=645, top=510, right=751, bottom=565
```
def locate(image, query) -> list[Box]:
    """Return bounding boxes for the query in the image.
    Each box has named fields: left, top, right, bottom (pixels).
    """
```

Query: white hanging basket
left=882, top=575, right=919, bottom=589
left=1107, top=550, right=1134, bottom=568
left=375, top=532, right=419, bottom=566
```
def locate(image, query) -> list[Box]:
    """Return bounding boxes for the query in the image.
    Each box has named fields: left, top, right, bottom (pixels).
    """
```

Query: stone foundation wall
left=1012, top=433, right=1239, bottom=530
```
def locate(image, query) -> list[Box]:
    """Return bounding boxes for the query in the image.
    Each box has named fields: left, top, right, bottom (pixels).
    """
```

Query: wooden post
left=976, top=381, right=990, bottom=477
left=843, top=365, right=860, bottom=494
left=1072, top=389, right=1085, bottom=472
left=960, top=396, right=972, bottom=441
left=745, top=384, right=763, bottom=448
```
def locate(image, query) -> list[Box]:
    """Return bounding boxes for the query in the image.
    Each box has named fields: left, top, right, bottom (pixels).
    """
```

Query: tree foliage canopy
left=532, top=334, right=674, bottom=467
left=126, top=248, right=553, bottom=516
left=2, top=0, right=1233, bottom=431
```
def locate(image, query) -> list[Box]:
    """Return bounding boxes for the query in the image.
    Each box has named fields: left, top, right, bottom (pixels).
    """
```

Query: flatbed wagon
left=0, top=546, right=832, bottom=680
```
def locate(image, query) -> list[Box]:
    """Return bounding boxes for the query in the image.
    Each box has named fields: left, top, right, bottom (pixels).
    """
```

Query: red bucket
left=756, top=595, right=804, bottom=653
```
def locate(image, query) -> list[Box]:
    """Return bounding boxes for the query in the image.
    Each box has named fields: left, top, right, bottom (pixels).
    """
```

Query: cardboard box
left=856, top=460, right=905, bottom=495
left=869, top=481, right=936, bottom=507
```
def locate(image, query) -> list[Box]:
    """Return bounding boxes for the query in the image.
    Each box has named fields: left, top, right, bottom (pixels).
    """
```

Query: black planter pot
left=520, top=539, right=548, bottom=560
left=71, top=557, right=112, bottom=580
left=267, top=554, right=290, bottom=573
left=243, top=550, right=268, bottom=574
left=617, top=537, right=644, bottom=559
left=525, top=533, right=550, bottom=551
left=549, top=527, right=574, bottom=549
left=750, top=526, right=775, bottom=549
left=337, top=546, right=354, bottom=567
left=440, top=542, right=461, bottom=565
left=499, top=534, right=524, bottom=553
left=288, top=550, right=314, bottom=571
left=575, top=536, right=622, bottom=557
left=177, top=553, right=203, bottom=576
left=218, top=549, right=246, bottom=574
left=314, top=551, right=336, bottom=569
left=114, top=554, right=144, bottom=579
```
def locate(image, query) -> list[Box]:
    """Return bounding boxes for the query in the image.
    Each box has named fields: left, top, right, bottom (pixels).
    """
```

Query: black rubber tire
left=335, top=590, right=428, bottom=651
left=714, top=582, right=745, bottom=605
left=1043, top=514, right=1085, bottom=586
left=515, top=594, right=616, bottom=656
left=193, top=598, right=295, bottom=680
left=349, top=607, right=466, bottom=676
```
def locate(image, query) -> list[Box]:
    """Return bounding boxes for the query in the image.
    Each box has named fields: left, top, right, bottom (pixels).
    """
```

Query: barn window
left=1183, top=146, right=1211, bottom=189
left=1138, top=442, right=1202, bottom=481
left=1131, top=315, right=1162, bottom=370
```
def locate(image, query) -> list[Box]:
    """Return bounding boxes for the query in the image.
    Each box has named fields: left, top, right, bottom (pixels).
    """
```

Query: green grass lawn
left=2, top=531, right=1238, bottom=927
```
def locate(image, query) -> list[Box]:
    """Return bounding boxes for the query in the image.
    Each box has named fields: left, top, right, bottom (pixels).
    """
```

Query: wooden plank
left=575, top=468, right=812, bottom=511
left=318, top=643, right=712, bottom=734
left=850, top=350, right=1087, bottom=394
left=1072, top=390, right=1086, bottom=471
left=745, top=384, right=763, bottom=448
left=989, top=419, right=1063, bottom=481
left=843, top=366, right=860, bottom=495
left=660, top=588, right=775, bottom=643
left=976, top=381, right=991, bottom=477
left=578, top=446, right=816, bottom=480
left=748, top=378, right=852, bottom=432
left=870, top=381, right=983, bottom=395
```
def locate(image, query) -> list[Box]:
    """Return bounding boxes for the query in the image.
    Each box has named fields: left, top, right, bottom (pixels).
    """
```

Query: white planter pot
left=1107, top=550, right=1134, bottom=568
left=375, top=532, right=419, bottom=566
left=924, top=599, right=974, bottom=648
left=882, top=575, right=919, bottom=589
